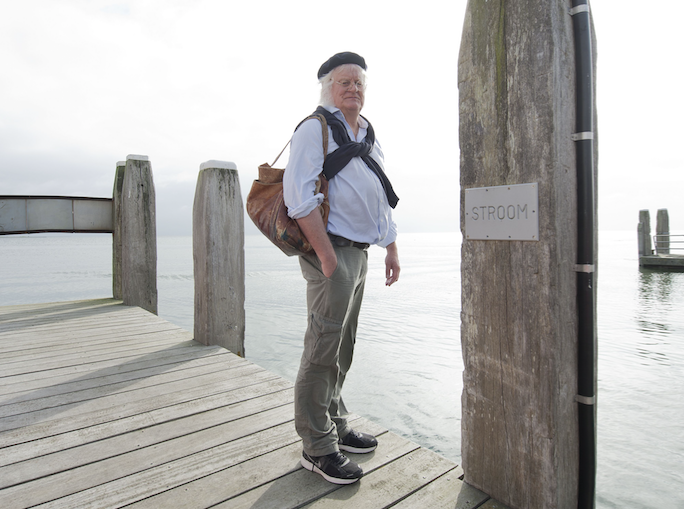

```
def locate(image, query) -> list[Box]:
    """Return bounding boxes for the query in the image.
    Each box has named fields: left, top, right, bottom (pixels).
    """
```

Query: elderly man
left=283, top=51, right=400, bottom=485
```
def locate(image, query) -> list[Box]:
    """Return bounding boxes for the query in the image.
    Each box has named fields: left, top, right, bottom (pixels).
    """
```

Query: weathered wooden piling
left=120, top=155, right=158, bottom=314
left=639, top=208, right=684, bottom=267
left=656, top=208, right=670, bottom=255
left=112, top=161, right=126, bottom=300
left=638, top=209, right=653, bottom=258
left=459, top=1, right=597, bottom=507
left=192, top=161, right=245, bottom=357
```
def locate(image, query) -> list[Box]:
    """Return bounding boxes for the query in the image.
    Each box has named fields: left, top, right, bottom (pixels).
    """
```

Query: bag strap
left=271, top=113, right=329, bottom=167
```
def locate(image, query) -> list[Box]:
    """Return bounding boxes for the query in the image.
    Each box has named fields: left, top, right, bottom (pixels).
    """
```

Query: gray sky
left=1, top=1, right=682, bottom=236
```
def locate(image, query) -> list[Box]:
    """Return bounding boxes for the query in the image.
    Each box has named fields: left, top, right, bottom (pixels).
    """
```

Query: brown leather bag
left=246, top=113, right=329, bottom=256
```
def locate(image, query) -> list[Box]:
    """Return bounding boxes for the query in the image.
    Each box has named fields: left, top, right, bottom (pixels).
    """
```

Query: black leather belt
left=328, top=233, right=370, bottom=251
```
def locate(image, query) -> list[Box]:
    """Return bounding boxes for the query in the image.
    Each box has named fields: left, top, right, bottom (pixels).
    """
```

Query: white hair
left=318, top=63, right=367, bottom=107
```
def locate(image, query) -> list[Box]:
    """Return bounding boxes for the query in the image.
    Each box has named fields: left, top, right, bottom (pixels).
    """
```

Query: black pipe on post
left=571, top=1, right=596, bottom=508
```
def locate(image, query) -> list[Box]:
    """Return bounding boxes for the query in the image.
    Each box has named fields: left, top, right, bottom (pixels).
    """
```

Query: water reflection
left=634, top=268, right=684, bottom=365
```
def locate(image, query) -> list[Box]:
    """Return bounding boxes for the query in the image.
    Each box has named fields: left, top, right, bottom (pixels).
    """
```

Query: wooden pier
left=638, top=208, right=684, bottom=269
left=0, top=299, right=503, bottom=509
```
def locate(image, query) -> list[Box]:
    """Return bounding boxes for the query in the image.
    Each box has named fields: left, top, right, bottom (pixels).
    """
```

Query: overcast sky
left=1, top=0, right=682, bottom=236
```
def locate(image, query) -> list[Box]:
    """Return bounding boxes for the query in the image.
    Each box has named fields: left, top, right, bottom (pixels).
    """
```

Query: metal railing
left=653, top=233, right=684, bottom=254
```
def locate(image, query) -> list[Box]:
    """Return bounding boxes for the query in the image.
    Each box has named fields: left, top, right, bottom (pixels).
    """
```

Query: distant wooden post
left=121, top=155, right=158, bottom=314
left=193, top=161, right=245, bottom=357
left=638, top=209, right=652, bottom=259
left=459, top=1, right=597, bottom=507
left=112, top=161, right=125, bottom=300
left=656, top=208, right=670, bottom=254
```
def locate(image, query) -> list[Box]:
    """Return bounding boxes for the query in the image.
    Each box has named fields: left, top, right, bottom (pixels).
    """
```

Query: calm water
left=1, top=231, right=682, bottom=507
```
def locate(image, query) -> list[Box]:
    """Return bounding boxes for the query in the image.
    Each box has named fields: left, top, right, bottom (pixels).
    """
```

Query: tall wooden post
left=656, top=208, right=670, bottom=254
left=638, top=209, right=652, bottom=259
left=193, top=161, right=245, bottom=357
left=121, top=155, right=158, bottom=314
left=459, top=1, right=597, bottom=507
left=112, top=161, right=125, bottom=300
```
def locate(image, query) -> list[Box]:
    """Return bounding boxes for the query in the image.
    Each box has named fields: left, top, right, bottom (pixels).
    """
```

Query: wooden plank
left=0, top=300, right=486, bottom=509
left=0, top=299, right=120, bottom=318
left=0, top=366, right=280, bottom=444
left=0, top=379, right=293, bottom=467
left=0, top=356, right=247, bottom=415
left=123, top=418, right=390, bottom=509
left=210, top=445, right=342, bottom=509
left=0, top=336, right=199, bottom=378
left=0, top=305, right=163, bottom=332
left=0, top=303, right=159, bottom=327
left=0, top=320, right=188, bottom=352
left=299, top=448, right=457, bottom=509
left=0, top=324, right=181, bottom=349
left=391, top=471, right=490, bottom=509
left=0, top=405, right=296, bottom=508
left=0, top=360, right=266, bottom=426
left=0, top=329, right=195, bottom=364
left=0, top=343, right=222, bottom=389
left=0, top=300, right=137, bottom=328
left=0, top=316, right=158, bottom=338
left=0, top=349, right=234, bottom=404
left=0, top=309, right=175, bottom=336
left=0, top=315, right=168, bottom=339
left=0, top=388, right=294, bottom=489
left=209, top=425, right=418, bottom=509
left=26, top=421, right=304, bottom=508
left=0, top=331, right=216, bottom=376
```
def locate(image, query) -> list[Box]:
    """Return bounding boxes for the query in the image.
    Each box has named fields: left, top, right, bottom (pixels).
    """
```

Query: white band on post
left=571, top=132, right=594, bottom=141
left=570, top=5, right=590, bottom=15
left=575, top=395, right=595, bottom=405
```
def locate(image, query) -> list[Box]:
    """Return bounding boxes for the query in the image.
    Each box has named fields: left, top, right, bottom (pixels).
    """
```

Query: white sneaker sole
left=300, top=456, right=361, bottom=485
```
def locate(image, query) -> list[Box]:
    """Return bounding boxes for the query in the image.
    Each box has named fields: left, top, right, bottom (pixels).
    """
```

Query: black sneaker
left=301, top=451, right=363, bottom=485
left=339, top=429, right=378, bottom=453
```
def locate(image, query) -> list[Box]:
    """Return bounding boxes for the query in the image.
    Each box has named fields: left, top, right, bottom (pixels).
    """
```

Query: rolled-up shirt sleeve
left=283, top=118, right=326, bottom=219
left=377, top=213, right=398, bottom=248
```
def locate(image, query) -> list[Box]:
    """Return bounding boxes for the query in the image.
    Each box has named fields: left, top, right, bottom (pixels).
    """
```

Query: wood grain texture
left=0, top=299, right=499, bottom=508
left=459, top=0, right=597, bottom=507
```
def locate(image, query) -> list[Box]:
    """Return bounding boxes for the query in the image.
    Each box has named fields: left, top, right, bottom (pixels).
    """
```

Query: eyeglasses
left=335, top=80, right=365, bottom=91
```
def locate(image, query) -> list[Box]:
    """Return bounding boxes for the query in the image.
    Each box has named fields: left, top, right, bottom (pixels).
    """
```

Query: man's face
left=332, top=67, right=365, bottom=117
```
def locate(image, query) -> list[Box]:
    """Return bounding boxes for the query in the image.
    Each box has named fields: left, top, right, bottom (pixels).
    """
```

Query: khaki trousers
left=295, top=243, right=368, bottom=456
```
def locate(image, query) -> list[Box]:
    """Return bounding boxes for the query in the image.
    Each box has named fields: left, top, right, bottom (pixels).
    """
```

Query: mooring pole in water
left=656, top=209, right=670, bottom=255
left=638, top=210, right=653, bottom=259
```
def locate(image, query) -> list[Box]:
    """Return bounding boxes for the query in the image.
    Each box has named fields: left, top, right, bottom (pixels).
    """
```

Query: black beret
left=317, top=52, right=367, bottom=79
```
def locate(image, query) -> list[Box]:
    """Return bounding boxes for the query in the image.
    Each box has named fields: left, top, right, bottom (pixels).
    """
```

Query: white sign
left=465, top=183, right=539, bottom=241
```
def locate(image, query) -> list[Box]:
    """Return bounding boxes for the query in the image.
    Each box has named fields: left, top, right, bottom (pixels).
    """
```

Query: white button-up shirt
left=283, top=106, right=397, bottom=248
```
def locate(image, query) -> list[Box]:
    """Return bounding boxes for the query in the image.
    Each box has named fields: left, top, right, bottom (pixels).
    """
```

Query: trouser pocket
left=304, top=312, right=343, bottom=366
